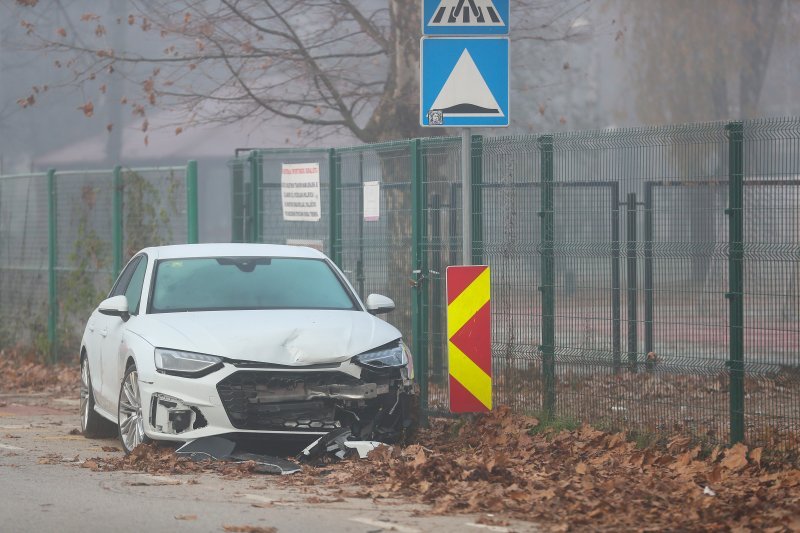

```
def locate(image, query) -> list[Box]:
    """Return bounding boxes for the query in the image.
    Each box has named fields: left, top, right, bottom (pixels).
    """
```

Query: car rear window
left=150, top=257, right=357, bottom=313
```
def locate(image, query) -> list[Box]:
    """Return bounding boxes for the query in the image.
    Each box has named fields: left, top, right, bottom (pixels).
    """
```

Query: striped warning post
left=446, top=265, right=491, bottom=412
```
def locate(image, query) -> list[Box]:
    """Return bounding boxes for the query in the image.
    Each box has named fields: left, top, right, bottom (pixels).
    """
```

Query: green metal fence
left=233, top=117, right=800, bottom=450
left=0, top=162, right=199, bottom=362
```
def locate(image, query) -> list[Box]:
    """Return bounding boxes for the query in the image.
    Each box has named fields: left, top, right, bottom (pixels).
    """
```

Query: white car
left=79, top=243, right=416, bottom=453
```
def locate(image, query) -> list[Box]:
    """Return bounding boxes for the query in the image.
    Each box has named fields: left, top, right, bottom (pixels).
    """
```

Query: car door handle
left=99, top=329, right=108, bottom=338
left=88, top=324, right=95, bottom=332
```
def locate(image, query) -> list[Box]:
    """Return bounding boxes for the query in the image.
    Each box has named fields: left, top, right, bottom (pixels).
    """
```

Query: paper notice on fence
left=363, top=181, right=380, bottom=221
left=281, top=162, right=321, bottom=222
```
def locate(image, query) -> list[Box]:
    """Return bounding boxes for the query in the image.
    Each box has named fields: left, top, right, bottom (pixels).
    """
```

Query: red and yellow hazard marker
left=446, top=265, right=491, bottom=412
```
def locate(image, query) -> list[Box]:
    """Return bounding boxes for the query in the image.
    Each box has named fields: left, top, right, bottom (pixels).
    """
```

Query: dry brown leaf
left=174, top=515, right=196, bottom=521
left=749, top=447, right=762, bottom=467
left=721, top=443, right=749, bottom=472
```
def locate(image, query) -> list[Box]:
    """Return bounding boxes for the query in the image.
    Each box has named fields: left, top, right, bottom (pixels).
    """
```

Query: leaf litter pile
left=0, top=348, right=79, bottom=394
left=79, top=407, right=800, bottom=531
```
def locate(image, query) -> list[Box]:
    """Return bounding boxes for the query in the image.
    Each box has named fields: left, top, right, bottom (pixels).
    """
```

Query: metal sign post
left=461, top=127, right=472, bottom=265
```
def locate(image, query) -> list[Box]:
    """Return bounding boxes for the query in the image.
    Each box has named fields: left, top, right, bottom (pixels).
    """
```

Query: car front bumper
left=138, top=360, right=415, bottom=443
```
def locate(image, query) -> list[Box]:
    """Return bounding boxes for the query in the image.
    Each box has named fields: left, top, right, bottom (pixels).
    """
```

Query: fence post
left=626, top=192, right=638, bottom=372
left=411, top=139, right=429, bottom=417
left=726, top=121, right=745, bottom=445
left=231, top=158, right=244, bottom=243
left=186, top=160, right=199, bottom=244
left=328, top=148, right=342, bottom=266
left=471, top=135, right=484, bottom=265
left=643, top=183, right=654, bottom=369
left=47, top=168, right=57, bottom=363
left=538, top=135, right=556, bottom=416
left=249, top=152, right=262, bottom=243
left=430, top=192, right=444, bottom=383
left=356, top=151, right=365, bottom=297
left=611, top=182, right=622, bottom=373
left=112, top=165, right=123, bottom=277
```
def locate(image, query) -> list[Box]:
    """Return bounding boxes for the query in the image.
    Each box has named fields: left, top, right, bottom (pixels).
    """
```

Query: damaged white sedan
left=79, top=243, right=416, bottom=454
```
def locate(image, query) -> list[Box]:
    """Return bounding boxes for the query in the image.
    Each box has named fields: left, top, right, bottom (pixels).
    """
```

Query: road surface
left=0, top=391, right=534, bottom=533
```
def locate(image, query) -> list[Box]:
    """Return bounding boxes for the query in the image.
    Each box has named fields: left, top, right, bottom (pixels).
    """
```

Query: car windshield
left=150, top=257, right=357, bottom=313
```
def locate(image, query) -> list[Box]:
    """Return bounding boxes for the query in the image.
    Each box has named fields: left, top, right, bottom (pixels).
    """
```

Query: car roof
left=140, top=243, right=328, bottom=260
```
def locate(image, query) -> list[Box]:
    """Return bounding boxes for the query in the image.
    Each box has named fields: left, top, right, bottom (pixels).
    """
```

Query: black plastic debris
left=297, top=428, right=386, bottom=463
left=176, top=436, right=301, bottom=475
left=175, top=435, right=236, bottom=461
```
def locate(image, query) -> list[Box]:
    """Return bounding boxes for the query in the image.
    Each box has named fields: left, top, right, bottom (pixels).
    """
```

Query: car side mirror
left=98, top=295, right=130, bottom=322
left=365, top=294, right=395, bottom=315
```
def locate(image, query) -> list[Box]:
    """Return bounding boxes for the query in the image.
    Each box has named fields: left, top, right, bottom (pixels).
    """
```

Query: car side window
left=109, top=256, right=141, bottom=298
left=124, top=257, right=148, bottom=315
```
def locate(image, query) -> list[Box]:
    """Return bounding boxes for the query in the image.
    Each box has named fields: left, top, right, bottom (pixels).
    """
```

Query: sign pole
left=461, top=127, right=472, bottom=265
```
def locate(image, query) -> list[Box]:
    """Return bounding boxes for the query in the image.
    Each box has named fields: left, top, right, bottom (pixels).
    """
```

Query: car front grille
left=216, top=371, right=360, bottom=431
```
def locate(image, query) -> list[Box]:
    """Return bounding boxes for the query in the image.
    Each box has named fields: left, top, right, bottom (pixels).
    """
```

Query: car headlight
left=154, top=348, right=223, bottom=377
left=355, top=341, right=410, bottom=370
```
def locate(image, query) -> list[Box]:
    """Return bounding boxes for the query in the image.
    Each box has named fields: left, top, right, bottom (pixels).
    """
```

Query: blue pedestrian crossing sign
left=420, top=37, right=509, bottom=127
left=423, top=0, right=509, bottom=35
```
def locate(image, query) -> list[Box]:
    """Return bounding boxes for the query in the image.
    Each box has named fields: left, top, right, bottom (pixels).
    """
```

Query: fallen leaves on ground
left=281, top=407, right=800, bottom=532
left=66, top=407, right=800, bottom=531
left=0, top=348, right=79, bottom=394
left=81, top=442, right=271, bottom=479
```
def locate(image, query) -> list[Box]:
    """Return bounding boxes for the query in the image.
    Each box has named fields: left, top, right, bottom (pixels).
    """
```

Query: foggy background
left=1, top=0, right=798, bottom=241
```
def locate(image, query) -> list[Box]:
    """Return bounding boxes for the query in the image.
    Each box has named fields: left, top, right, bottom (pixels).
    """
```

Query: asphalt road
left=0, top=392, right=535, bottom=533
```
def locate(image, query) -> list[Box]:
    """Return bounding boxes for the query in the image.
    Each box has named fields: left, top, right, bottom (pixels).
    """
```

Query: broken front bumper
left=139, top=360, right=416, bottom=443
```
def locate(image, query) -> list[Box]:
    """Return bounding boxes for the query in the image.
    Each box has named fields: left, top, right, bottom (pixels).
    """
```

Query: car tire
left=80, top=356, right=115, bottom=438
left=117, top=362, right=151, bottom=454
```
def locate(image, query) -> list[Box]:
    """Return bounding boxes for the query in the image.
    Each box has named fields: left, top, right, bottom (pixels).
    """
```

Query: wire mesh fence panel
left=54, top=171, right=115, bottom=358
left=121, top=167, right=187, bottom=261
left=0, top=164, right=194, bottom=361
left=742, top=118, right=800, bottom=449
left=422, top=137, right=461, bottom=412
left=0, top=174, right=49, bottom=351
left=548, top=124, right=733, bottom=444
left=477, top=136, right=543, bottom=414
left=257, top=150, right=330, bottom=252
left=227, top=118, right=800, bottom=451
left=335, top=143, right=414, bottom=349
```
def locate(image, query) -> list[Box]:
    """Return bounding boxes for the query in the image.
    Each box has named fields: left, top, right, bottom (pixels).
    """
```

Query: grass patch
left=528, top=412, right=581, bottom=438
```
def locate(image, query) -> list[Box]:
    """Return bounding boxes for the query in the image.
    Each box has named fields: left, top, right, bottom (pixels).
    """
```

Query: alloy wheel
left=118, top=368, right=145, bottom=451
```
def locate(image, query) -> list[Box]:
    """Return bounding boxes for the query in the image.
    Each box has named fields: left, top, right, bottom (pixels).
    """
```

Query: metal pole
left=47, top=168, right=57, bottom=363
left=643, top=182, right=654, bottom=369
left=726, top=121, right=745, bottom=444
left=611, top=182, right=621, bottom=373
left=328, top=148, right=341, bottom=266
left=539, top=135, right=556, bottom=416
left=357, top=151, right=365, bottom=298
left=471, top=135, right=483, bottom=265
left=461, top=128, right=472, bottom=265
left=112, top=166, right=123, bottom=276
left=186, top=160, right=199, bottom=244
left=626, top=192, right=638, bottom=373
left=411, top=139, right=428, bottom=419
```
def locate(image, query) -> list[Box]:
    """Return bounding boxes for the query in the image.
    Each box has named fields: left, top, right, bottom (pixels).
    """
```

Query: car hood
left=128, top=309, right=402, bottom=366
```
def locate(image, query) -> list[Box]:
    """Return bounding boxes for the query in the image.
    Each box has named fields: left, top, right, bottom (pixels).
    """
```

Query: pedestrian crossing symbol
left=423, top=0, right=509, bottom=35
left=420, top=37, right=509, bottom=127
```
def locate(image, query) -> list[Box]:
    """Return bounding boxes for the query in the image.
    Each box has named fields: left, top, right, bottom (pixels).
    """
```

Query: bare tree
left=621, top=0, right=784, bottom=285
left=14, top=0, right=590, bottom=143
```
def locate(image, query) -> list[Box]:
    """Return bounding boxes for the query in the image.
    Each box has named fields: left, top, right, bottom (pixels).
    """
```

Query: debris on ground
left=297, top=428, right=388, bottom=462
left=176, top=436, right=301, bottom=475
